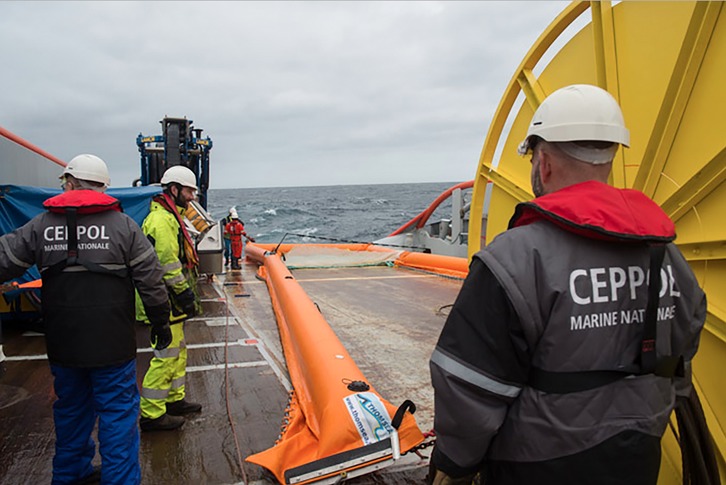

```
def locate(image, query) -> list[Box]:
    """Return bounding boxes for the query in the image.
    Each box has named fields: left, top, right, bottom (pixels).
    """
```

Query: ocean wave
left=292, top=227, right=319, bottom=237
left=261, top=206, right=321, bottom=217
left=209, top=182, right=462, bottom=245
left=351, top=197, right=389, bottom=206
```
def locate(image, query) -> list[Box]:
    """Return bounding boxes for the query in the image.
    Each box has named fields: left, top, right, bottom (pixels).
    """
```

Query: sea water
left=207, top=182, right=461, bottom=245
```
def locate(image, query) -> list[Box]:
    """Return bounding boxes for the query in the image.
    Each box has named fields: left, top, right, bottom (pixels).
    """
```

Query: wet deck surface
left=0, top=258, right=462, bottom=484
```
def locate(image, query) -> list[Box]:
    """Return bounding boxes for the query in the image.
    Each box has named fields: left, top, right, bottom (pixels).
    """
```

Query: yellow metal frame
left=468, top=2, right=726, bottom=482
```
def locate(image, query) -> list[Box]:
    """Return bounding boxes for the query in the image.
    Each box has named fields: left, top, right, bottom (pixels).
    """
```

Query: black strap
left=640, top=245, right=666, bottom=374
left=529, top=244, right=684, bottom=394
left=391, top=400, right=416, bottom=430
left=529, top=367, right=635, bottom=394
left=66, top=208, right=79, bottom=265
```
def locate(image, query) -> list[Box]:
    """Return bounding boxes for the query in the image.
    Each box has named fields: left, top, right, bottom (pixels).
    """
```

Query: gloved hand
left=174, top=287, right=197, bottom=317
left=150, top=323, right=172, bottom=351
left=247, top=237, right=256, bottom=243
left=427, top=459, right=476, bottom=485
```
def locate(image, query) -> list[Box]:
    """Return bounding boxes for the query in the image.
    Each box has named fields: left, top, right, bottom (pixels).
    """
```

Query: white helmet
left=160, top=165, right=198, bottom=190
left=518, top=84, right=630, bottom=162
left=230, top=209, right=239, bottom=219
left=62, top=154, right=111, bottom=186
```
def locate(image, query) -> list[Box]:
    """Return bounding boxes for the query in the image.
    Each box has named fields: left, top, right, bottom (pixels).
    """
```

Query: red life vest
left=509, top=180, right=675, bottom=243
left=43, top=189, right=122, bottom=214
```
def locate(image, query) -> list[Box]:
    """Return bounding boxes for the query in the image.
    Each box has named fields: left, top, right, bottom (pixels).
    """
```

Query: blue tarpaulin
left=0, top=184, right=162, bottom=234
left=0, top=185, right=162, bottom=313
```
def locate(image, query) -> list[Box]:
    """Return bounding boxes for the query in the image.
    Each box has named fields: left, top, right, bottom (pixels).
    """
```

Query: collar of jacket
left=43, top=190, right=121, bottom=215
left=150, top=200, right=185, bottom=217
left=152, top=193, right=199, bottom=268
left=152, top=195, right=186, bottom=216
left=508, top=180, right=676, bottom=243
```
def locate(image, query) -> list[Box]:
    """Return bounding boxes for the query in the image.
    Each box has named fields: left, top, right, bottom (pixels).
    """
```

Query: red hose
left=0, top=125, right=66, bottom=167
left=388, top=180, right=474, bottom=236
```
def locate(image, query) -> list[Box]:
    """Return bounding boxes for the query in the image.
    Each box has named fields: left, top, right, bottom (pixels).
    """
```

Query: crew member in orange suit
left=224, top=209, right=254, bottom=269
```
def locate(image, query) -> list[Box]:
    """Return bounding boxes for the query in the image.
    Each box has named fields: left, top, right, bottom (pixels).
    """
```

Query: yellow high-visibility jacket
left=135, top=200, right=199, bottom=324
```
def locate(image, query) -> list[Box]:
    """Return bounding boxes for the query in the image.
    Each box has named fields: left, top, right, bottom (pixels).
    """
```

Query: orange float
left=392, top=251, right=468, bottom=279
left=247, top=242, right=468, bottom=280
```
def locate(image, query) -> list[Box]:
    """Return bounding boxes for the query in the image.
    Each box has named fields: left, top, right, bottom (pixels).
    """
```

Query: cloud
left=1, top=1, right=569, bottom=188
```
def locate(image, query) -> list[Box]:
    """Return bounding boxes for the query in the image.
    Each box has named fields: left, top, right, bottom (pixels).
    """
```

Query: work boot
left=166, top=398, right=202, bottom=415
left=139, top=413, right=185, bottom=432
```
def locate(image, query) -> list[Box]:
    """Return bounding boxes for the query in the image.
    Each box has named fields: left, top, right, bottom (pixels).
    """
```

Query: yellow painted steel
left=469, top=1, right=726, bottom=482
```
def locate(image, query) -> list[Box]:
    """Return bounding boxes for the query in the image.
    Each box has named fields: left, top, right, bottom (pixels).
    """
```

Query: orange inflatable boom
left=245, top=245, right=424, bottom=484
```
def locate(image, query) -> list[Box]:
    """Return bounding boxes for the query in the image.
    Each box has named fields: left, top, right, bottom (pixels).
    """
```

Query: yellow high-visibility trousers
left=140, top=323, right=187, bottom=419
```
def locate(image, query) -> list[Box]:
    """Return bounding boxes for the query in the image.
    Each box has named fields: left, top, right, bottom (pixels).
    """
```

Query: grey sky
left=2, top=1, right=569, bottom=189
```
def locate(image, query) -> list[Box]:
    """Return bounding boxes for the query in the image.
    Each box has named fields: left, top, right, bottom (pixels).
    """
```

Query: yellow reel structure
left=468, top=1, right=726, bottom=482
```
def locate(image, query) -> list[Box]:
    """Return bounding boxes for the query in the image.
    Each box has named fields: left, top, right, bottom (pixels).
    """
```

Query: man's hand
left=428, top=469, right=476, bottom=485
left=427, top=459, right=477, bottom=485
left=150, top=323, right=172, bottom=351
left=174, top=288, right=197, bottom=316
left=247, top=237, right=255, bottom=243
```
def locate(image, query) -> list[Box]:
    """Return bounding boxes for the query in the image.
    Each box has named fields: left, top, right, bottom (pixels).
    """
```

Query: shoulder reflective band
left=431, top=348, right=522, bottom=398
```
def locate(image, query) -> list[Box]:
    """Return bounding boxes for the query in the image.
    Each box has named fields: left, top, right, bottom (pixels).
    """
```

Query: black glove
left=247, top=237, right=256, bottom=243
left=174, top=287, right=197, bottom=317
left=150, top=323, right=172, bottom=351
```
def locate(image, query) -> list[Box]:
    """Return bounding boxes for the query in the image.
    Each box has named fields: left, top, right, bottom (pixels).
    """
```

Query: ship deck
left=0, top=258, right=463, bottom=484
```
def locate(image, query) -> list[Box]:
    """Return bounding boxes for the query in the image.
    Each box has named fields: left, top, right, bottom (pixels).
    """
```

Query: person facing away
left=221, top=207, right=235, bottom=266
left=224, top=209, right=254, bottom=270
left=136, top=164, right=203, bottom=432
left=0, top=154, right=172, bottom=485
left=428, top=84, right=707, bottom=485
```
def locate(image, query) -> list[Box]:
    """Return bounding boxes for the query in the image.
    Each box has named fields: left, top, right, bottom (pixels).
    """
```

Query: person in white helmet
left=224, top=209, right=254, bottom=270
left=220, top=207, right=236, bottom=266
left=136, top=164, right=203, bottom=432
left=428, top=85, right=706, bottom=485
left=0, top=154, right=172, bottom=484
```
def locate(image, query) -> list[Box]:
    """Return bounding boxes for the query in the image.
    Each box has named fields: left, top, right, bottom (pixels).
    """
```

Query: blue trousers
left=224, top=238, right=231, bottom=262
left=50, top=359, right=141, bottom=485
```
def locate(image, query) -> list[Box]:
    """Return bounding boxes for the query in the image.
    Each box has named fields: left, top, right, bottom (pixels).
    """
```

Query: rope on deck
left=223, top=285, right=249, bottom=483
